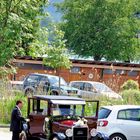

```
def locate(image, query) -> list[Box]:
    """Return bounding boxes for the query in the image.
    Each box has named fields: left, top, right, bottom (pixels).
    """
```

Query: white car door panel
left=117, top=118, right=140, bottom=140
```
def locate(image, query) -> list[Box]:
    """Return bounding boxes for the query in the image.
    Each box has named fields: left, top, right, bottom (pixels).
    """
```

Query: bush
left=121, top=80, right=139, bottom=91
left=83, top=95, right=124, bottom=107
left=121, top=89, right=140, bottom=104
left=0, top=78, right=27, bottom=124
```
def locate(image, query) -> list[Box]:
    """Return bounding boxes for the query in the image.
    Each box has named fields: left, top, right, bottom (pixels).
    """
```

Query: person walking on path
left=10, top=100, right=25, bottom=140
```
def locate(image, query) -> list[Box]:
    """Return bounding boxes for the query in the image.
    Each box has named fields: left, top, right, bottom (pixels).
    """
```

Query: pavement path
left=0, top=127, right=12, bottom=140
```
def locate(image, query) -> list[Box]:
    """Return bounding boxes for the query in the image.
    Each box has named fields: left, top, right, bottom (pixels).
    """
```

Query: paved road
left=0, top=128, right=12, bottom=140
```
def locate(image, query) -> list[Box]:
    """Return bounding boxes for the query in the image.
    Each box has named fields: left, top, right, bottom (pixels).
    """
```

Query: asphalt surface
left=0, top=127, right=12, bottom=140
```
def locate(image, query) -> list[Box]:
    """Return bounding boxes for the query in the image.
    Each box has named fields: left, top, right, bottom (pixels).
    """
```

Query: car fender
left=79, top=90, right=97, bottom=98
left=51, top=89, right=59, bottom=94
left=51, top=87, right=67, bottom=95
left=106, top=127, right=127, bottom=138
left=53, top=132, right=66, bottom=140
left=93, top=132, right=110, bottom=140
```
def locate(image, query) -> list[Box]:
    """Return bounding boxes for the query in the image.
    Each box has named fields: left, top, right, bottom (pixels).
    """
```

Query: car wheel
left=25, top=89, right=34, bottom=97
left=110, top=133, right=127, bottom=140
left=52, top=136, right=60, bottom=140
left=51, top=91, right=58, bottom=95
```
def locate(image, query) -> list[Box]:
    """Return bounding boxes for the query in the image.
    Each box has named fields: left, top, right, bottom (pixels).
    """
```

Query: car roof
left=32, top=95, right=84, bottom=101
left=28, top=73, right=61, bottom=78
left=101, top=105, right=140, bottom=111
left=70, top=80, right=105, bottom=85
left=31, top=95, right=86, bottom=105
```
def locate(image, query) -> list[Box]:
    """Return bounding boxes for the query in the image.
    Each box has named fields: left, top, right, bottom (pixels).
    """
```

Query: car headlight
left=45, top=117, right=49, bottom=122
left=90, top=128, right=97, bottom=137
left=65, top=129, right=73, bottom=137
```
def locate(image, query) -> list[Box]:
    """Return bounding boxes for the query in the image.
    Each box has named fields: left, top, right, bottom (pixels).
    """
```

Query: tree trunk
left=94, top=55, right=102, bottom=61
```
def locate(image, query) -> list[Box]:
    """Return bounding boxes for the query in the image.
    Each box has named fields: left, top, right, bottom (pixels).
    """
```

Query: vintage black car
left=23, top=95, right=109, bottom=140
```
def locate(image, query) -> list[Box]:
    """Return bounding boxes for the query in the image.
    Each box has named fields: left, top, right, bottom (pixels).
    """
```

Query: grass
left=0, top=79, right=140, bottom=124
left=0, top=80, right=27, bottom=124
left=0, top=94, right=27, bottom=124
left=0, top=94, right=132, bottom=124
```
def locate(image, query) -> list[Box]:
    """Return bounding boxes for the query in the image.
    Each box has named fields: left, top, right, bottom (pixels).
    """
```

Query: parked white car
left=97, top=105, right=140, bottom=140
left=69, top=81, right=122, bottom=99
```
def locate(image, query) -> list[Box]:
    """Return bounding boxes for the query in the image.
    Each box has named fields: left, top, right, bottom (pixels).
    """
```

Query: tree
left=57, top=0, right=140, bottom=61
left=29, top=24, right=71, bottom=70
left=29, top=24, right=71, bottom=92
left=0, top=0, right=48, bottom=66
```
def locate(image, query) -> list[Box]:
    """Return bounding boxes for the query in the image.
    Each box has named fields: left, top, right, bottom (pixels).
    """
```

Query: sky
left=45, top=0, right=63, bottom=22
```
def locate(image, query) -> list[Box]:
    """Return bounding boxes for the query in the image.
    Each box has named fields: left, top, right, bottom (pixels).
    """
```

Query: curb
left=0, top=124, right=10, bottom=128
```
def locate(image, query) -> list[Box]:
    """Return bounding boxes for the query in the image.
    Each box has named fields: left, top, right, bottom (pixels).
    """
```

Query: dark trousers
left=12, top=131, right=20, bottom=140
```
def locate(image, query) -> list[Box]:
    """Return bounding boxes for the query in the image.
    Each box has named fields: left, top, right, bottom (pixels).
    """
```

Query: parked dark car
left=22, top=95, right=109, bottom=140
left=23, top=73, right=78, bottom=96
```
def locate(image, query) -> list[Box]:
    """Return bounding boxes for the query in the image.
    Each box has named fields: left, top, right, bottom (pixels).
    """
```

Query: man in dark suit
left=10, top=100, right=25, bottom=140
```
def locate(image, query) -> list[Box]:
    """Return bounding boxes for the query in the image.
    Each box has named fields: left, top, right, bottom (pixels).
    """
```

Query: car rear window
left=98, top=108, right=111, bottom=119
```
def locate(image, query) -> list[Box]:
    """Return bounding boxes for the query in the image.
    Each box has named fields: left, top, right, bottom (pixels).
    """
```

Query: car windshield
left=48, top=76, right=67, bottom=86
left=98, top=107, right=111, bottom=119
left=52, top=104, right=84, bottom=116
left=93, top=83, right=113, bottom=92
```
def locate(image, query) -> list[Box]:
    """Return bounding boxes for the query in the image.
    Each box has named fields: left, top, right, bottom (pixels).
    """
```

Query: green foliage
left=121, top=89, right=140, bottom=104
left=43, top=46, right=72, bottom=69
left=0, top=93, right=27, bottom=124
left=85, top=102, right=98, bottom=116
left=121, top=80, right=139, bottom=91
left=57, top=0, right=140, bottom=61
left=0, top=0, right=48, bottom=66
left=0, top=66, right=16, bottom=79
left=29, top=24, right=72, bottom=69
left=0, top=79, right=27, bottom=124
left=1, top=90, right=140, bottom=124
left=84, top=95, right=124, bottom=107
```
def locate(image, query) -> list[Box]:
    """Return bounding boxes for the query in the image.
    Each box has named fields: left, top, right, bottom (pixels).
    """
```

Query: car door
left=83, top=83, right=97, bottom=99
left=85, top=100, right=99, bottom=131
left=39, top=76, right=50, bottom=94
left=117, top=109, right=140, bottom=140
left=28, top=98, right=48, bottom=135
left=23, top=74, right=40, bottom=92
left=70, top=82, right=84, bottom=96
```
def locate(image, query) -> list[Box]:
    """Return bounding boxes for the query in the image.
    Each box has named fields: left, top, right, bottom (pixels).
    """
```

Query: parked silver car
left=69, top=81, right=122, bottom=99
